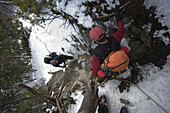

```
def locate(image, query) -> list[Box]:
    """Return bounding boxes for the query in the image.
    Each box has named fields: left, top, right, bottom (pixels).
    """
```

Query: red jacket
left=92, top=20, right=128, bottom=77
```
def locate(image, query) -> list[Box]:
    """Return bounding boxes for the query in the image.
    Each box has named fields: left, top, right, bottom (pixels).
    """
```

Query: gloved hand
left=115, top=6, right=122, bottom=22
left=87, top=48, right=93, bottom=56
left=49, top=52, right=57, bottom=58
left=90, top=75, right=97, bottom=89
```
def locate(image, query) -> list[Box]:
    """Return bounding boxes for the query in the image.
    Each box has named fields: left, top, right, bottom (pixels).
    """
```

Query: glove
left=115, top=6, right=122, bottom=22
left=90, top=75, right=97, bottom=89
left=87, top=48, right=93, bottom=56
left=49, top=52, right=57, bottom=58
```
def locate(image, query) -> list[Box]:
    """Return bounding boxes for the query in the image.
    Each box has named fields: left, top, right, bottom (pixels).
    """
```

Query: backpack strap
left=102, top=58, right=129, bottom=78
left=102, top=62, right=113, bottom=77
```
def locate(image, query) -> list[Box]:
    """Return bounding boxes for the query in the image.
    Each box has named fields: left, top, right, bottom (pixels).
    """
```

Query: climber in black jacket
left=44, top=52, right=74, bottom=67
left=98, top=95, right=128, bottom=113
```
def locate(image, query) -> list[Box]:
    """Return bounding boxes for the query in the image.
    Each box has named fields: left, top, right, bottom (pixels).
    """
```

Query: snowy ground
left=25, top=0, right=170, bottom=113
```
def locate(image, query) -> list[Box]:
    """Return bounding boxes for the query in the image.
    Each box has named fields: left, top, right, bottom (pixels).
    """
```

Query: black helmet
left=44, top=56, right=53, bottom=64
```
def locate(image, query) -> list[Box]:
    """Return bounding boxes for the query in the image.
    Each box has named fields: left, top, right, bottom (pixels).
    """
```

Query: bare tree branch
left=0, top=96, right=37, bottom=108
left=18, top=84, right=57, bottom=106
left=97, top=1, right=131, bottom=20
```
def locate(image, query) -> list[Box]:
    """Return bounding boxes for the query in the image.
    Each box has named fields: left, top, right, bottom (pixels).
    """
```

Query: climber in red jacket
left=89, top=6, right=129, bottom=82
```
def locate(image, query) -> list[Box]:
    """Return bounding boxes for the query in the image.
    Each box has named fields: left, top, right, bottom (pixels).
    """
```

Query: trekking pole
left=35, top=36, right=51, bottom=54
left=44, top=42, right=51, bottom=54
left=113, top=78, right=168, bottom=113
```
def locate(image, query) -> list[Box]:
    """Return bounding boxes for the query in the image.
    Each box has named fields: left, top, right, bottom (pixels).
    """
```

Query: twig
left=70, top=80, right=77, bottom=93
left=120, top=7, right=126, bottom=15
left=62, top=98, right=71, bottom=113
left=100, top=77, right=109, bottom=86
left=97, top=1, right=131, bottom=20
left=32, top=103, right=45, bottom=113
left=119, top=1, right=131, bottom=10
left=58, top=80, right=65, bottom=98
left=56, top=99, right=62, bottom=113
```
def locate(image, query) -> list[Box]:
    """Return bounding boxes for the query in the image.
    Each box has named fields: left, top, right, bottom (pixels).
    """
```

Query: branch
left=57, top=80, right=65, bottom=98
left=18, top=84, right=57, bottom=106
left=18, top=84, right=46, bottom=101
left=0, top=96, right=37, bottom=108
left=56, top=99, right=62, bottom=113
left=32, top=103, right=45, bottom=113
left=97, top=1, right=131, bottom=20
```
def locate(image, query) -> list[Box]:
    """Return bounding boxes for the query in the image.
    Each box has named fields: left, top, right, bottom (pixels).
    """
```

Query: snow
left=29, top=19, right=78, bottom=83
left=68, top=90, right=84, bottom=112
left=22, top=0, right=170, bottom=113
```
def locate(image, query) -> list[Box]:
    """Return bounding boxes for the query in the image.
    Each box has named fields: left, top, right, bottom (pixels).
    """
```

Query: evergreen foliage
left=13, top=0, right=58, bottom=25
left=0, top=2, right=45, bottom=112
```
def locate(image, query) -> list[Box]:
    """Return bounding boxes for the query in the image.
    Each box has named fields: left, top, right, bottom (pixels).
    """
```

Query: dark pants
left=60, top=55, right=74, bottom=60
left=98, top=104, right=108, bottom=113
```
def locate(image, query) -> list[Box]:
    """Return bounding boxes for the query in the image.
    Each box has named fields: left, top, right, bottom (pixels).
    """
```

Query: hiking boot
left=98, top=76, right=106, bottom=83
left=98, top=95, right=108, bottom=113
left=100, top=77, right=109, bottom=87
left=120, top=106, right=128, bottom=113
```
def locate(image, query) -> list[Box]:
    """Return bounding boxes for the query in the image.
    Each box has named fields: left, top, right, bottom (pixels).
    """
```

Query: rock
left=129, top=40, right=148, bottom=62
left=131, top=25, right=140, bottom=34
left=140, top=30, right=152, bottom=49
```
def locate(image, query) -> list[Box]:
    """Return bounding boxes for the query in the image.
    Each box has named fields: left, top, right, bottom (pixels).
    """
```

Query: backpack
left=101, top=50, right=129, bottom=78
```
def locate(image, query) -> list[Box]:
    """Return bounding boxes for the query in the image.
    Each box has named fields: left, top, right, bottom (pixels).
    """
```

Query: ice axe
left=97, top=1, right=131, bottom=20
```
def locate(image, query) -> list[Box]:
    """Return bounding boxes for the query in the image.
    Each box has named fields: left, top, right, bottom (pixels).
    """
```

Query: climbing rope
left=113, top=78, right=168, bottom=113
left=67, top=66, right=168, bottom=112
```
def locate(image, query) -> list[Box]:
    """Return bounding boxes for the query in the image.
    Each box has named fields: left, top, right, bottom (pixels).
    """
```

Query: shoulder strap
left=108, top=36, right=120, bottom=51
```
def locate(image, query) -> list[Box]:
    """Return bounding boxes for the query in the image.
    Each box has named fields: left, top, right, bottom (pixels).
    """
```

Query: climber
left=98, top=95, right=108, bottom=113
left=89, top=6, right=129, bottom=82
left=98, top=95, right=128, bottom=113
left=44, top=52, right=74, bottom=67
